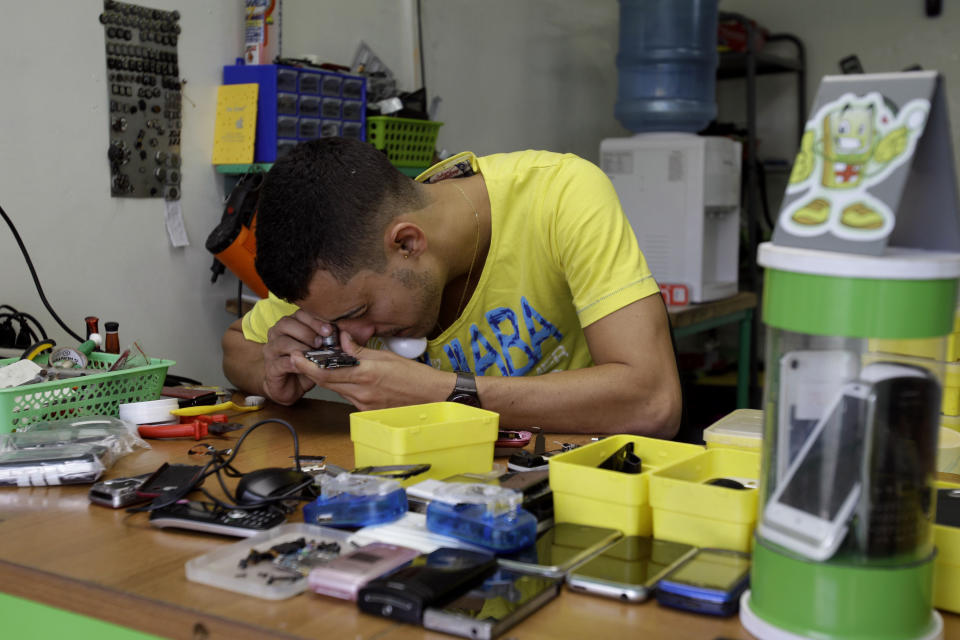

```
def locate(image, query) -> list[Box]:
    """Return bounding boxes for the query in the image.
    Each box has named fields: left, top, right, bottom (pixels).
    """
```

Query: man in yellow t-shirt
left=222, top=138, right=680, bottom=436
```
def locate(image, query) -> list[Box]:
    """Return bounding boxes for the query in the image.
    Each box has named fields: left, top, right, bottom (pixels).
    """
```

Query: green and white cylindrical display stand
left=742, top=242, right=960, bottom=640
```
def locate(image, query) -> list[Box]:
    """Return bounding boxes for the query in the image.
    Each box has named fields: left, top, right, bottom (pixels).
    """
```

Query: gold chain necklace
left=449, top=180, right=481, bottom=325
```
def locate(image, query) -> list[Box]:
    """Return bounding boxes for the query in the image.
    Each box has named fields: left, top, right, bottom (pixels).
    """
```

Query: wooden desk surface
left=0, top=398, right=954, bottom=640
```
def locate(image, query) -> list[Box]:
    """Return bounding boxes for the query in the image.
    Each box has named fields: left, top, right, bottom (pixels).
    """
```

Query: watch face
left=449, top=393, right=481, bottom=407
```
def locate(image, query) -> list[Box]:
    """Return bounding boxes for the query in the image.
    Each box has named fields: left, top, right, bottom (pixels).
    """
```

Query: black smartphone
left=422, top=567, right=561, bottom=639
left=137, top=463, right=205, bottom=499
left=148, top=500, right=287, bottom=537
left=357, top=548, right=497, bottom=624
left=937, top=488, right=960, bottom=527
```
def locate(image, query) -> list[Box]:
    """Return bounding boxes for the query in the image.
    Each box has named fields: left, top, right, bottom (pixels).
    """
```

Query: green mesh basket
left=0, top=352, right=174, bottom=432
left=367, top=116, right=443, bottom=168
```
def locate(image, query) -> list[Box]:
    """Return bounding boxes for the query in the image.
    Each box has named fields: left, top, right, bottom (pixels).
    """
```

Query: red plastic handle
left=138, top=422, right=208, bottom=440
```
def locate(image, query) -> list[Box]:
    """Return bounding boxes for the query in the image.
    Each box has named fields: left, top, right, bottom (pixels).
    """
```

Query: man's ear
left=386, top=222, right=428, bottom=259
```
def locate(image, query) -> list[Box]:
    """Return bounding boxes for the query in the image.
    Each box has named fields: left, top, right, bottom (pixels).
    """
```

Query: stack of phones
left=354, top=546, right=562, bottom=639
left=762, top=359, right=940, bottom=561
left=566, top=537, right=751, bottom=616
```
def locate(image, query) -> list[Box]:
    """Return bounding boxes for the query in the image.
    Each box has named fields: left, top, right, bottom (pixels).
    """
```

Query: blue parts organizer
left=303, top=473, right=406, bottom=528
left=425, top=483, right=537, bottom=553
left=222, top=63, right=367, bottom=163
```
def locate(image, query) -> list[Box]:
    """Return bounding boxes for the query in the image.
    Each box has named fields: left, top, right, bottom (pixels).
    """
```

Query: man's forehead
left=298, top=270, right=366, bottom=319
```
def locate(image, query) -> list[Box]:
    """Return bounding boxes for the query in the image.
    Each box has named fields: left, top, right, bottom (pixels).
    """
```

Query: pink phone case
left=308, top=542, right=421, bottom=601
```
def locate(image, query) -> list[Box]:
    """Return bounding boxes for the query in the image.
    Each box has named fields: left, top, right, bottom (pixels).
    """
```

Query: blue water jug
left=615, top=0, right=719, bottom=133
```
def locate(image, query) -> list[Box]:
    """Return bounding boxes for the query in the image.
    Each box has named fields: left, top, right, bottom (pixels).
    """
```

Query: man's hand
left=289, top=331, right=452, bottom=410
left=260, top=310, right=340, bottom=405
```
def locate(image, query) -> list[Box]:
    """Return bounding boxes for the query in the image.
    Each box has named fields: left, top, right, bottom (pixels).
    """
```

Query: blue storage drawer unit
left=222, top=63, right=367, bottom=163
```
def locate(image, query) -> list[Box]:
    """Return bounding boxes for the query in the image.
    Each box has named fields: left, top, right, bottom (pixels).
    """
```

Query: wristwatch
left=446, top=371, right=481, bottom=407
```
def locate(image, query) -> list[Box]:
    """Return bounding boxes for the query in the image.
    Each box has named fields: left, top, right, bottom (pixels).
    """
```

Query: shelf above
left=718, top=51, right=803, bottom=79
left=215, top=163, right=273, bottom=174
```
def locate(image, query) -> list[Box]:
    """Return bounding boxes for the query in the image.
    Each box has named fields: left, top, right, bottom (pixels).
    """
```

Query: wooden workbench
left=0, top=398, right=954, bottom=639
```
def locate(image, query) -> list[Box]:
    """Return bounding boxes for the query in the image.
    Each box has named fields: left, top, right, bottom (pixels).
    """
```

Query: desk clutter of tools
left=0, top=397, right=957, bottom=640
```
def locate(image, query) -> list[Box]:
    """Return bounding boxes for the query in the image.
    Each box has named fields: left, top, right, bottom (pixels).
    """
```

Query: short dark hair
left=255, top=137, right=422, bottom=302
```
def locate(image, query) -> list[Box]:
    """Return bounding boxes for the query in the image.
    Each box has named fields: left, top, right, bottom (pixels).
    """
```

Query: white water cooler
left=600, top=133, right=742, bottom=303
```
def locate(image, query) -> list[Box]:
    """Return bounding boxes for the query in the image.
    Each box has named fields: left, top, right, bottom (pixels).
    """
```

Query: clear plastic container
left=759, top=329, right=945, bottom=564
left=614, top=0, right=718, bottom=133
left=185, top=523, right=352, bottom=600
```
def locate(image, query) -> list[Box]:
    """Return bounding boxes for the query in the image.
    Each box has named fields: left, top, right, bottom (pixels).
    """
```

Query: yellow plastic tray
left=944, top=363, right=960, bottom=416
left=648, top=448, right=761, bottom=552
left=868, top=337, right=945, bottom=361
left=702, top=409, right=763, bottom=452
left=548, top=435, right=703, bottom=536
left=350, top=402, right=498, bottom=485
left=934, top=478, right=960, bottom=613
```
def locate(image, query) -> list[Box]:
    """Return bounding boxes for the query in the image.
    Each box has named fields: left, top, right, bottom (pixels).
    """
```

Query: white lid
left=703, top=409, right=764, bottom=444
left=758, top=242, right=960, bottom=280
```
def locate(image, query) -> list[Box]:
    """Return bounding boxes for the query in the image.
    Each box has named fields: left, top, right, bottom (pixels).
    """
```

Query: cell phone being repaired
left=304, top=327, right=358, bottom=369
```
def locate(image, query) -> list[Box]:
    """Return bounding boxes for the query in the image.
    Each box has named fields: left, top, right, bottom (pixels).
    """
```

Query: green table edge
left=0, top=592, right=162, bottom=640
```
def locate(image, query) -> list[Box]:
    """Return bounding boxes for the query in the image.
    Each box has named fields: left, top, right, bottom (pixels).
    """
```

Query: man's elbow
left=619, top=384, right=682, bottom=439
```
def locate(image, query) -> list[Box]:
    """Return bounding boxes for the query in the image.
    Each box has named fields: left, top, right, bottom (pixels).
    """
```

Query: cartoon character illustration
left=780, top=92, right=929, bottom=241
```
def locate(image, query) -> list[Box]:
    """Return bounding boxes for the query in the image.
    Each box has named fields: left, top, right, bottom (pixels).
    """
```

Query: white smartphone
left=777, top=350, right=859, bottom=480
left=759, top=380, right=874, bottom=561
left=565, top=536, right=696, bottom=602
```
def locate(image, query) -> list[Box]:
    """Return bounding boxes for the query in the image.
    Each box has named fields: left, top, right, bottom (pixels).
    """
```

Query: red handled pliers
left=137, top=414, right=247, bottom=440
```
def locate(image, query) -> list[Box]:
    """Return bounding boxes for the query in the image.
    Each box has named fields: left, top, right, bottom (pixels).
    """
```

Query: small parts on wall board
left=100, top=0, right=182, bottom=200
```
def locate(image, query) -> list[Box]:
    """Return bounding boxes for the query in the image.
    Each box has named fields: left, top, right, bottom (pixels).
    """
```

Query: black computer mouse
left=235, top=468, right=314, bottom=505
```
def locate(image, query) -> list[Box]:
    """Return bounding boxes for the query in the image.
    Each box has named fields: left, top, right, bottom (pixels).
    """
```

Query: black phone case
left=137, top=463, right=205, bottom=498
left=357, top=548, right=497, bottom=624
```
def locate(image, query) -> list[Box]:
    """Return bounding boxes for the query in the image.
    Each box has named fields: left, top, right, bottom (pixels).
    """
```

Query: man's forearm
left=473, top=364, right=681, bottom=437
left=221, top=325, right=267, bottom=396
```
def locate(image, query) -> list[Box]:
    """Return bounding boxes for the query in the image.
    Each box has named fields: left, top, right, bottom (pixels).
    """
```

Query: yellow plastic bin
left=548, top=435, right=703, bottom=536
left=868, top=337, right=945, bottom=361
left=934, top=478, right=960, bottom=613
left=702, top=409, right=763, bottom=452
left=350, top=402, right=498, bottom=485
left=938, top=427, right=960, bottom=474
left=649, top=448, right=761, bottom=552
left=944, top=362, right=960, bottom=416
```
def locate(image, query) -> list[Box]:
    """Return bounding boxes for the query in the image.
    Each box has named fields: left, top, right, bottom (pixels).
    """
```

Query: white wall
left=718, top=0, right=960, bottom=169
left=4, top=1, right=957, bottom=395
left=0, top=1, right=244, bottom=386
left=281, top=0, right=421, bottom=91
left=282, top=0, right=630, bottom=164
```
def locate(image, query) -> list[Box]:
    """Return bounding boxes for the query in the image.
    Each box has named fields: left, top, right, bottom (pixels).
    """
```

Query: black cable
left=416, top=0, right=427, bottom=96
left=15, top=311, right=48, bottom=340
left=756, top=159, right=775, bottom=232
left=131, top=419, right=307, bottom=514
left=0, top=203, right=84, bottom=342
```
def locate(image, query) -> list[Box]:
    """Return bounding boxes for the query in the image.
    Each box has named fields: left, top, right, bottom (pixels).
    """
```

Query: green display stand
left=744, top=70, right=960, bottom=640
left=742, top=539, right=941, bottom=640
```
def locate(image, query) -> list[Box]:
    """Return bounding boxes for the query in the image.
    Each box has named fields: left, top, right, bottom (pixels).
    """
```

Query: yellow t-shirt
left=242, top=150, right=659, bottom=376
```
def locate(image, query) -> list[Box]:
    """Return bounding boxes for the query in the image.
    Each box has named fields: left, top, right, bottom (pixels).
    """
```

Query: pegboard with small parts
left=100, top=0, right=182, bottom=200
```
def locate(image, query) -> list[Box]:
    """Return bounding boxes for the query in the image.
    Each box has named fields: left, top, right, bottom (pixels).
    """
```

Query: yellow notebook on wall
left=212, top=83, right=259, bottom=164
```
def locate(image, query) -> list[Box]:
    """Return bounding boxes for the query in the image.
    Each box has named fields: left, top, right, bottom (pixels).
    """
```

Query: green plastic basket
left=367, top=116, right=443, bottom=167
left=0, top=353, right=174, bottom=432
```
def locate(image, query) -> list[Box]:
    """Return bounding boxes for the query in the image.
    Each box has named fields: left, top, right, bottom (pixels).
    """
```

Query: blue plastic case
left=303, top=474, right=407, bottom=528
left=425, top=483, right=537, bottom=552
